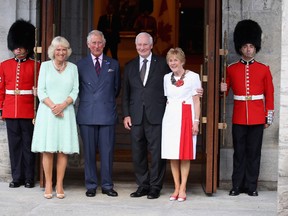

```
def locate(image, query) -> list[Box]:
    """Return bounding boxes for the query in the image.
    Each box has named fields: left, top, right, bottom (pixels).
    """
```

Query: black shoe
left=229, top=188, right=240, bottom=196
left=248, top=191, right=258, bottom=196
left=147, top=189, right=160, bottom=199
left=130, top=187, right=149, bottom=198
left=25, top=181, right=35, bottom=188
left=102, top=188, right=118, bottom=197
left=9, top=181, right=23, bottom=188
left=86, top=189, right=96, bottom=197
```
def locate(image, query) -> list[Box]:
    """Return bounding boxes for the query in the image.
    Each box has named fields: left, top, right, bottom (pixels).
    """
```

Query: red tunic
left=0, top=58, right=40, bottom=119
left=226, top=59, right=274, bottom=125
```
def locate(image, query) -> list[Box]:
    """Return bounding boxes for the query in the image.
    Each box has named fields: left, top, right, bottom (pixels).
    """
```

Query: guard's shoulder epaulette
left=1, top=58, right=14, bottom=64
left=254, top=60, right=269, bottom=67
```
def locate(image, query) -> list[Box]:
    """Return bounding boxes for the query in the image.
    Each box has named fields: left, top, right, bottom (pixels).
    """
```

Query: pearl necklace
left=52, top=60, right=66, bottom=72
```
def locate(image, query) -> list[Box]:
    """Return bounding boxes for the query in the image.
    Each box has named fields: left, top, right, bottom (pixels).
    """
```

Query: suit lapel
left=85, top=55, right=98, bottom=82
left=131, top=57, right=142, bottom=84
left=146, top=55, right=157, bottom=85
left=87, top=55, right=108, bottom=82
left=101, top=56, right=110, bottom=78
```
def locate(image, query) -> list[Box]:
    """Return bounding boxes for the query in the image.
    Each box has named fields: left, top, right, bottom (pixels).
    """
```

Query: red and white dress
left=161, top=70, right=201, bottom=160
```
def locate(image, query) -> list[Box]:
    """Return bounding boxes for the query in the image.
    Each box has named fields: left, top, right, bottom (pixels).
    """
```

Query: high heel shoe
left=44, top=193, right=53, bottom=199
left=177, top=196, right=187, bottom=202
left=169, top=195, right=178, bottom=201
left=56, top=191, right=65, bottom=199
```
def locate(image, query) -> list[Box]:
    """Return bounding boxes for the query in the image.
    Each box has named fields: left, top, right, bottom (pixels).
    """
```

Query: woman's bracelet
left=194, top=119, right=200, bottom=123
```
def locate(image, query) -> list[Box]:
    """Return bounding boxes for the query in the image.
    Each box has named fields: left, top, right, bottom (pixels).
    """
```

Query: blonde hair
left=47, top=36, right=72, bottom=60
left=166, top=47, right=186, bottom=65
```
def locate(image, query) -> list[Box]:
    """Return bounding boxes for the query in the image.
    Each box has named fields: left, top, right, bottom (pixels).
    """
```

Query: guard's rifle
left=33, top=28, right=38, bottom=124
left=219, top=30, right=228, bottom=146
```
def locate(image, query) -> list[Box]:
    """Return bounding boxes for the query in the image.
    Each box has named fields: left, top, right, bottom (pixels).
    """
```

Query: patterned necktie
left=140, top=59, right=148, bottom=82
left=95, top=57, right=101, bottom=75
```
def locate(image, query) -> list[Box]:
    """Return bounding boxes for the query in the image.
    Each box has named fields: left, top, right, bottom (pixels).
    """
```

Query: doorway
left=38, top=0, right=222, bottom=195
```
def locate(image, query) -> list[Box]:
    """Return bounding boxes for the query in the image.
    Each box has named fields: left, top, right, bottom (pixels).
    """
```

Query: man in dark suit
left=77, top=30, right=121, bottom=197
left=97, top=4, right=121, bottom=60
left=122, top=32, right=170, bottom=199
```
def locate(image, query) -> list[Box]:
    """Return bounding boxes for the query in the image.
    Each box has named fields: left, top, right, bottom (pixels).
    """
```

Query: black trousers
left=231, top=124, right=264, bottom=192
left=130, top=110, right=166, bottom=191
left=6, top=119, right=35, bottom=183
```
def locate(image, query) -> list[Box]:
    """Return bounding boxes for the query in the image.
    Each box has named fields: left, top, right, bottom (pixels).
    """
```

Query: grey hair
left=87, top=30, right=106, bottom=44
left=47, top=36, right=72, bottom=60
left=135, top=32, right=153, bottom=45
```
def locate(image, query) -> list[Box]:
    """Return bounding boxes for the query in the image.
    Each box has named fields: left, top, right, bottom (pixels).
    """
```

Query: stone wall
left=278, top=1, right=288, bottom=214
left=220, top=0, right=281, bottom=188
left=0, top=0, right=38, bottom=181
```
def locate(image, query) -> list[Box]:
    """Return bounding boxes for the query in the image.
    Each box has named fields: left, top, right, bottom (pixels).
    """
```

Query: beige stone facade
left=0, top=0, right=287, bottom=213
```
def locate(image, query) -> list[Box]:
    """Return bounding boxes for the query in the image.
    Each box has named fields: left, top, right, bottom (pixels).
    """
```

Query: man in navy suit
left=77, top=30, right=121, bottom=197
left=122, top=32, right=170, bottom=199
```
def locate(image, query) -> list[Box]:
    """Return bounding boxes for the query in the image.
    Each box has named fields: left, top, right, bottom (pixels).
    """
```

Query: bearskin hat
left=7, top=19, right=35, bottom=58
left=233, top=19, right=262, bottom=55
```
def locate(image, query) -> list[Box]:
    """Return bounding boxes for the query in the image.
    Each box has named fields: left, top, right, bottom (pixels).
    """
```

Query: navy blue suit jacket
left=76, top=54, right=121, bottom=125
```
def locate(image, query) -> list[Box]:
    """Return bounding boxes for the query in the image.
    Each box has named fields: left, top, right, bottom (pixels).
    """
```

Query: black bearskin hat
left=233, top=19, right=262, bottom=55
left=7, top=19, right=35, bottom=58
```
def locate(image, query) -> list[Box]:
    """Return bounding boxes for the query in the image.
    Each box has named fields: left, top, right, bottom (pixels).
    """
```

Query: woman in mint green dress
left=31, top=36, right=79, bottom=199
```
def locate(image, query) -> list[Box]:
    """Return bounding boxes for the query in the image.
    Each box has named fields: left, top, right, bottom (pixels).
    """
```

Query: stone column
left=278, top=1, right=288, bottom=214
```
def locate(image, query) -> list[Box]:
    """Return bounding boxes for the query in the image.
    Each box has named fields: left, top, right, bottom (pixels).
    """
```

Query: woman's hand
left=51, top=103, right=66, bottom=117
left=193, top=122, right=199, bottom=135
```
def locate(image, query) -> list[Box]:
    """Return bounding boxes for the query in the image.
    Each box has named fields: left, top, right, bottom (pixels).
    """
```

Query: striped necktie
left=95, top=57, right=101, bottom=75
left=140, top=59, right=148, bottom=82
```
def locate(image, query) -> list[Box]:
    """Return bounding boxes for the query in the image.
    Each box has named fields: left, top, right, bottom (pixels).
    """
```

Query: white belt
left=234, top=94, right=264, bottom=101
left=6, top=90, right=33, bottom=95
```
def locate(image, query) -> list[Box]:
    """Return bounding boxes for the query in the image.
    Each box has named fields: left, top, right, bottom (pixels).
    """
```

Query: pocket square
left=108, top=69, right=114, bottom=72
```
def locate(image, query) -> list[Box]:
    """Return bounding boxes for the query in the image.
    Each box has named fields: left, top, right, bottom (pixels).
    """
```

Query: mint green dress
left=31, top=60, right=79, bottom=154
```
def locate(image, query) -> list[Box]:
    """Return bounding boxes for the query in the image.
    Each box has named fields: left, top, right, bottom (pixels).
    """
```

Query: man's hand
left=196, top=88, right=204, bottom=97
left=123, top=116, right=132, bottom=130
left=220, top=78, right=227, bottom=92
left=32, top=86, right=37, bottom=96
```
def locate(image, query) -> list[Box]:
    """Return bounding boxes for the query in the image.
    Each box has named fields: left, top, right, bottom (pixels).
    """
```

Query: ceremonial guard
left=0, top=19, right=40, bottom=188
left=221, top=20, right=274, bottom=196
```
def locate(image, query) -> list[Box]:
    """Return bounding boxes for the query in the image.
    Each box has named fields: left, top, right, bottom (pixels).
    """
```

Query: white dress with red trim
left=161, top=70, right=201, bottom=160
